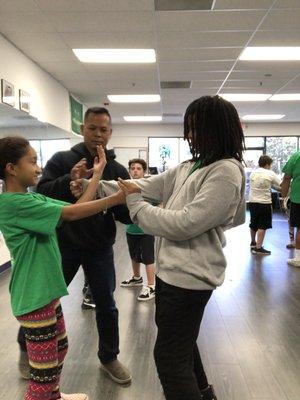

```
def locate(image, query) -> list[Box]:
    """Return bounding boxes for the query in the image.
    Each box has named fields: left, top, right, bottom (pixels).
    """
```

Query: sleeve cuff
left=126, top=192, right=144, bottom=208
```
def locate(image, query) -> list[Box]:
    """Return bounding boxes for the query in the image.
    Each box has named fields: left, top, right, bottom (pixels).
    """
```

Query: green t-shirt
left=126, top=223, right=145, bottom=235
left=0, top=192, right=69, bottom=316
left=282, top=151, right=300, bottom=203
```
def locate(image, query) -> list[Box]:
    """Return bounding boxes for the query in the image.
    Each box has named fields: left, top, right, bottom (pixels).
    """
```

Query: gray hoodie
left=98, top=158, right=245, bottom=291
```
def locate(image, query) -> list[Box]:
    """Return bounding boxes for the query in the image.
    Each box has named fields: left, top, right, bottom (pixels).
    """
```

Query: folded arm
left=126, top=177, right=243, bottom=241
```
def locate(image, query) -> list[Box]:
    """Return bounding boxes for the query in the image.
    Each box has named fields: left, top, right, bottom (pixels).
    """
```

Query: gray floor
left=0, top=215, right=299, bottom=400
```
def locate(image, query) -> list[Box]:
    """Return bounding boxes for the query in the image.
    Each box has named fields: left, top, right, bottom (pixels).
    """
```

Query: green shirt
left=282, top=151, right=300, bottom=203
left=126, top=223, right=145, bottom=235
left=0, top=192, right=69, bottom=316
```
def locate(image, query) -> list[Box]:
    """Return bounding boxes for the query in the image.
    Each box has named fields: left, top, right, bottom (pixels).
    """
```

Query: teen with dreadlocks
left=70, top=95, right=246, bottom=400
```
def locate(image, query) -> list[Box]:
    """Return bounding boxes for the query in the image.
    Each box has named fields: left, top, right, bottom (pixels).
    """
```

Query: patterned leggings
left=16, top=299, right=68, bottom=400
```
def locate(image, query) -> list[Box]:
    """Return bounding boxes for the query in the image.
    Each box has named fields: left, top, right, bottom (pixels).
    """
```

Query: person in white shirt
left=249, top=155, right=281, bottom=255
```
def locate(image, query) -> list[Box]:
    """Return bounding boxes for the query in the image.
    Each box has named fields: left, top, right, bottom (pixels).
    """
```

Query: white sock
left=295, top=249, right=300, bottom=259
left=133, top=276, right=141, bottom=280
left=148, top=284, right=155, bottom=289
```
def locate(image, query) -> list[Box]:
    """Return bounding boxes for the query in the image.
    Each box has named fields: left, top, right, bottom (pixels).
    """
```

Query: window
left=29, top=139, right=70, bottom=167
left=148, top=138, right=179, bottom=173
left=179, top=138, right=192, bottom=163
left=245, top=137, right=265, bottom=148
left=265, top=137, right=298, bottom=175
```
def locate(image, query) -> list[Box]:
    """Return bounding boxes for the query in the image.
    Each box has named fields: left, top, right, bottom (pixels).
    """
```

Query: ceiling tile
left=214, top=0, right=274, bottom=9
left=157, top=48, right=242, bottom=62
left=0, top=0, right=39, bottom=12
left=5, top=32, right=68, bottom=51
left=234, top=60, right=300, bottom=73
left=157, top=31, right=251, bottom=48
left=260, top=9, right=300, bottom=29
left=159, top=60, right=234, bottom=72
left=222, top=79, right=289, bottom=89
left=156, top=10, right=265, bottom=31
left=0, top=12, right=55, bottom=33
left=45, top=11, right=155, bottom=33
left=274, top=0, right=300, bottom=9
left=21, top=48, right=78, bottom=63
left=250, top=29, right=300, bottom=45
left=36, top=0, right=154, bottom=11
left=60, top=32, right=156, bottom=48
left=160, top=70, right=228, bottom=80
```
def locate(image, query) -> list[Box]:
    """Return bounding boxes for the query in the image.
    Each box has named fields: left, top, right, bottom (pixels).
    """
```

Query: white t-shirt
left=249, top=167, right=281, bottom=204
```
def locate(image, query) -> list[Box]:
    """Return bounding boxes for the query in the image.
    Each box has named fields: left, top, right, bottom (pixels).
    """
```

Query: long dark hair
left=0, top=136, right=30, bottom=180
left=183, top=95, right=245, bottom=166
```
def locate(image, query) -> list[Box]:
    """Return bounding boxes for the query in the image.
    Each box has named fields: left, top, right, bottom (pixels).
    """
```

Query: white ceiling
left=0, top=0, right=300, bottom=123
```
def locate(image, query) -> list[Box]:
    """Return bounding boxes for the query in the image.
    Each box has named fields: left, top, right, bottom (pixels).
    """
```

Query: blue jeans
left=18, top=245, right=119, bottom=364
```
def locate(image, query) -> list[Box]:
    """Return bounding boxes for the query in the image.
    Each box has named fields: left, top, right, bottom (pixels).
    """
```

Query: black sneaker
left=201, top=384, right=217, bottom=400
left=250, top=241, right=257, bottom=249
left=121, top=276, right=143, bottom=287
left=81, top=296, right=96, bottom=309
left=137, top=286, right=155, bottom=301
left=251, top=247, right=271, bottom=255
left=286, top=242, right=295, bottom=249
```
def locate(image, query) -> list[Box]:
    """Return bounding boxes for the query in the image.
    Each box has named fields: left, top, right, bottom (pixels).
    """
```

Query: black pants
left=18, top=245, right=119, bottom=364
left=154, top=277, right=212, bottom=400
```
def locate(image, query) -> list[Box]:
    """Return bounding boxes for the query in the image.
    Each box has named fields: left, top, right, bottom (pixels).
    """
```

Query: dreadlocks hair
left=183, top=95, right=245, bottom=167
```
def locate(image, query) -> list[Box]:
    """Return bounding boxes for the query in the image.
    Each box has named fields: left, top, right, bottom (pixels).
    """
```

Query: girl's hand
left=93, top=145, right=107, bottom=176
left=117, top=178, right=141, bottom=196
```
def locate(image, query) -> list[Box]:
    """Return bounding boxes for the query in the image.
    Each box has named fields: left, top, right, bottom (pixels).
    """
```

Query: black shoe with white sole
left=81, top=296, right=96, bottom=309
left=121, top=276, right=143, bottom=287
left=251, top=247, right=271, bottom=255
left=137, top=286, right=155, bottom=301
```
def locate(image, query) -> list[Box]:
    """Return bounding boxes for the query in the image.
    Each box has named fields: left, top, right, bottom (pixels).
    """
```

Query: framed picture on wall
left=19, top=89, right=30, bottom=113
left=1, top=79, right=15, bottom=107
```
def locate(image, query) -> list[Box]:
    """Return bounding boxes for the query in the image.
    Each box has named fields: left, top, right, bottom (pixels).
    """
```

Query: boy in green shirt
left=282, top=150, right=300, bottom=267
left=121, top=159, right=155, bottom=301
left=0, top=137, right=125, bottom=400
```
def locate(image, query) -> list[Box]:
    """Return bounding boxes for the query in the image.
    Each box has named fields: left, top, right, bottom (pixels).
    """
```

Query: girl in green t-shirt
left=0, top=136, right=125, bottom=400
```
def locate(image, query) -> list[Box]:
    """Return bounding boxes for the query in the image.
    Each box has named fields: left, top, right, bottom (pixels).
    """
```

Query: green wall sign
left=70, top=95, right=83, bottom=135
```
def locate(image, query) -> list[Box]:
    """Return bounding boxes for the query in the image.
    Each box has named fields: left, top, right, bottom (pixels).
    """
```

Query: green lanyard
left=188, top=160, right=201, bottom=176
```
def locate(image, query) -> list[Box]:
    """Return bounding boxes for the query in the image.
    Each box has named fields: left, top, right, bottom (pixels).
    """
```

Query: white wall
left=0, top=34, right=70, bottom=131
left=2, top=120, right=299, bottom=149
left=108, top=122, right=300, bottom=148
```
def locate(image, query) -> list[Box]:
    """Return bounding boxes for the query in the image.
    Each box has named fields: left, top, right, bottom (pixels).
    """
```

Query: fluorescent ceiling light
left=269, top=93, right=300, bottom=101
left=242, top=114, right=285, bottom=121
left=239, top=47, right=300, bottom=61
left=124, top=116, right=162, bottom=122
left=220, top=93, right=271, bottom=101
left=73, top=49, right=156, bottom=63
left=108, top=94, right=161, bottom=103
